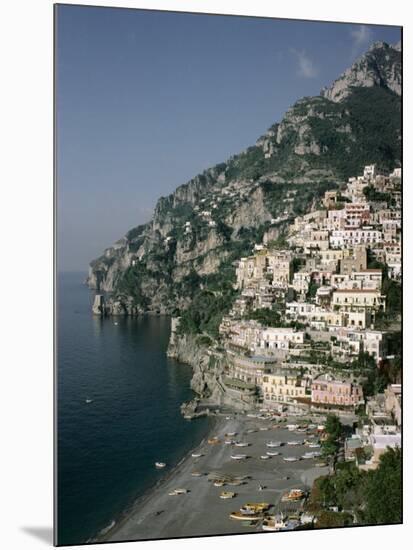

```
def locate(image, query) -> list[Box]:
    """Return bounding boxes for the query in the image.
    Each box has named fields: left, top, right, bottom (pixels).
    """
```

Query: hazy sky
left=56, top=5, right=401, bottom=271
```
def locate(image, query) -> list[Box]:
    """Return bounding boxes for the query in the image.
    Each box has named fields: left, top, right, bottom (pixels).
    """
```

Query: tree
left=363, top=447, right=402, bottom=525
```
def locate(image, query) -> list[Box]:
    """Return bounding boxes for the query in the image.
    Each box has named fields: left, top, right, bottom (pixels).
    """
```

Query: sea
left=57, top=272, right=212, bottom=546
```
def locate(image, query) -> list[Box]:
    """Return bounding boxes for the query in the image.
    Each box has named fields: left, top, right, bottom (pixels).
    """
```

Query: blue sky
left=56, top=5, right=401, bottom=271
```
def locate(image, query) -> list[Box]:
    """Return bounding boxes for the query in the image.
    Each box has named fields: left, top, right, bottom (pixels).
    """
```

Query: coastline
left=96, top=411, right=330, bottom=543
left=91, top=414, right=221, bottom=544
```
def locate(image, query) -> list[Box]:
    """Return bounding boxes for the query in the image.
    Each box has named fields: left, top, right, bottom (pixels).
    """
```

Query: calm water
left=57, top=272, right=211, bottom=545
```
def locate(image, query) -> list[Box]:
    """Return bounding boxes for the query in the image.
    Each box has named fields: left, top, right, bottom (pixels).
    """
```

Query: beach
left=99, top=411, right=330, bottom=542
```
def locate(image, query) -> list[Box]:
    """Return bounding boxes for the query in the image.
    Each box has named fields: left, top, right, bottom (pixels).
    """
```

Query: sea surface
left=57, top=272, right=212, bottom=545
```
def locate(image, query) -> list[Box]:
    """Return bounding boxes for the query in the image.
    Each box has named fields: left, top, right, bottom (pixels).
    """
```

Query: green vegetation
left=307, top=447, right=402, bottom=526
left=321, top=414, right=344, bottom=457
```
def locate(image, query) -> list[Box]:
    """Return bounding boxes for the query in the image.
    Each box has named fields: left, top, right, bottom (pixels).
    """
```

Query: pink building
left=311, top=374, right=364, bottom=407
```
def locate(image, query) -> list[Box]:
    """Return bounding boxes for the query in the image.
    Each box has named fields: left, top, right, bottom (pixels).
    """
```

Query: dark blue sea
left=57, top=272, right=211, bottom=546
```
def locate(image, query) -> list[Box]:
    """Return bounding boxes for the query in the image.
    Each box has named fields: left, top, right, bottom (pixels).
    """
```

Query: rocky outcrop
left=321, top=41, right=401, bottom=102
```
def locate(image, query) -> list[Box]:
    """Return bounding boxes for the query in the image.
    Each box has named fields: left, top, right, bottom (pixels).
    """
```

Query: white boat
left=260, top=455, right=270, bottom=460
left=266, top=451, right=280, bottom=456
left=283, top=456, right=299, bottom=462
left=231, top=454, right=247, bottom=460
left=302, top=452, right=315, bottom=460
left=226, top=431, right=237, bottom=437
left=191, top=452, right=203, bottom=458
left=308, top=443, right=321, bottom=448
left=262, top=514, right=285, bottom=532
left=287, top=440, right=301, bottom=446
left=266, top=441, right=282, bottom=448
left=168, top=488, right=188, bottom=496
left=224, top=439, right=234, bottom=445
left=85, top=398, right=93, bottom=404
left=234, top=442, right=249, bottom=447
left=155, top=462, right=166, bottom=469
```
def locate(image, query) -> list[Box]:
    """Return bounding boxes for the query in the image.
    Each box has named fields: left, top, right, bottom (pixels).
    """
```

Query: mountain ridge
left=87, top=41, right=401, bottom=324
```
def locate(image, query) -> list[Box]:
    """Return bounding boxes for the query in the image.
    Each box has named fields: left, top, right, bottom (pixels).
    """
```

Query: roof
left=334, top=289, right=380, bottom=294
left=371, top=434, right=401, bottom=449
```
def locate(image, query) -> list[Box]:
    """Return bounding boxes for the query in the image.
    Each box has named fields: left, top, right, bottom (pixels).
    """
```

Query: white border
left=1, top=1, right=411, bottom=549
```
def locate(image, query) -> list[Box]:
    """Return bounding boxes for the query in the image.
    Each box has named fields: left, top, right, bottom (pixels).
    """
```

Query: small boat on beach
left=168, top=488, right=189, bottom=496
left=308, top=443, right=321, bottom=448
left=283, top=456, right=299, bottom=462
left=226, top=431, right=237, bottom=437
left=191, top=471, right=203, bottom=477
left=208, top=437, right=220, bottom=445
left=266, top=441, right=282, bottom=448
left=231, top=454, right=247, bottom=460
left=155, top=462, right=166, bottom=469
left=220, top=491, right=236, bottom=499
left=287, top=440, right=301, bottom=446
left=234, top=442, right=249, bottom=447
left=262, top=514, right=285, bottom=532
left=191, top=452, right=203, bottom=458
left=281, top=488, right=305, bottom=502
left=213, top=480, right=225, bottom=487
left=240, top=502, right=271, bottom=514
left=260, top=455, right=270, bottom=460
left=266, top=450, right=280, bottom=456
left=230, top=511, right=263, bottom=521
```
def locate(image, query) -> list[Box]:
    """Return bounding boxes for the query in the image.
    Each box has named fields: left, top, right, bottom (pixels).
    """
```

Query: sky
left=56, top=5, right=401, bottom=271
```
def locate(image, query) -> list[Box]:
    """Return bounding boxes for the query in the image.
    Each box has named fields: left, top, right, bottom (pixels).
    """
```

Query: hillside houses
left=217, top=164, right=401, bottom=412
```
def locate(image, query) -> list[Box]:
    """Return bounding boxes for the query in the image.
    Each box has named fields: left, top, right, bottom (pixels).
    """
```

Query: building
left=262, top=370, right=309, bottom=406
left=340, top=246, right=367, bottom=274
left=230, top=354, right=278, bottom=386
left=332, top=289, right=385, bottom=312
left=259, top=327, right=305, bottom=350
left=311, top=374, right=364, bottom=407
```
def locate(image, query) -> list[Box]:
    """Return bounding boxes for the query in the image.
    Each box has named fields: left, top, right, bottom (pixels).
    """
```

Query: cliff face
left=321, top=41, right=401, bottom=102
left=87, top=41, right=401, bottom=318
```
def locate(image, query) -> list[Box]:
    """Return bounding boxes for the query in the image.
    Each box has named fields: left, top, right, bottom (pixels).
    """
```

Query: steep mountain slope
left=87, top=41, right=401, bottom=328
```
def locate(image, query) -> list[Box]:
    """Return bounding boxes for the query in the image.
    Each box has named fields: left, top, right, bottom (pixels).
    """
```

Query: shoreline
left=91, top=414, right=221, bottom=544
left=95, top=411, right=330, bottom=543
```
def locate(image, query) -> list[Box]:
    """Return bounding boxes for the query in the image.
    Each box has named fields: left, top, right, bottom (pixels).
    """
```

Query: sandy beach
left=97, top=411, right=330, bottom=542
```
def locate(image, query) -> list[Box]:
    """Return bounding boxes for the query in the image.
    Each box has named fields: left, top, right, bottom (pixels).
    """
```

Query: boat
left=302, top=452, right=315, bottom=460
left=213, top=480, right=225, bottom=487
left=266, top=451, right=280, bottom=456
left=231, top=454, right=247, bottom=460
left=262, top=514, right=285, bottom=532
left=191, top=452, right=203, bottom=458
left=286, top=424, right=299, bottom=431
left=234, top=442, right=249, bottom=447
left=85, top=398, right=93, bottom=404
left=208, top=437, right=220, bottom=445
left=168, top=488, right=189, bottom=496
left=281, top=489, right=305, bottom=502
left=259, top=427, right=269, bottom=431
left=230, top=511, right=263, bottom=521
left=266, top=441, right=282, bottom=448
left=287, top=440, right=301, bottom=446
left=316, top=461, right=327, bottom=467
left=155, top=462, right=166, bottom=469
left=224, top=439, right=234, bottom=445
left=283, top=456, right=299, bottom=462
left=240, top=502, right=271, bottom=514
left=308, top=443, right=321, bottom=448
left=191, top=471, right=203, bottom=477
left=220, top=491, right=236, bottom=499
left=260, top=455, right=270, bottom=460
left=226, top=431, right=237, bottom=437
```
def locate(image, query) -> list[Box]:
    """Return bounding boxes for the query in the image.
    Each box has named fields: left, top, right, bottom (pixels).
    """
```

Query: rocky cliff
left=88, top=41, right=401, bottom=326
left=321, top=41, right=401, bottom=102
